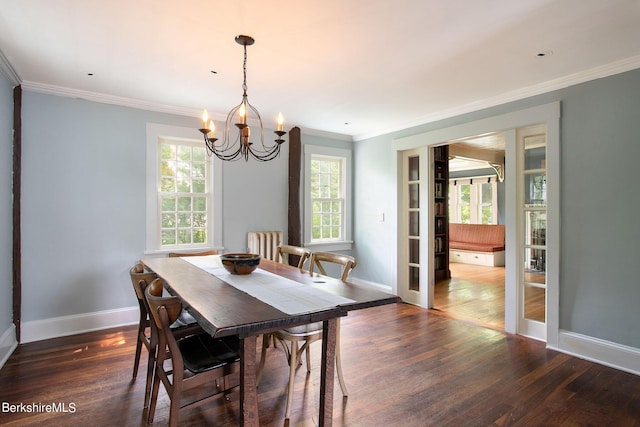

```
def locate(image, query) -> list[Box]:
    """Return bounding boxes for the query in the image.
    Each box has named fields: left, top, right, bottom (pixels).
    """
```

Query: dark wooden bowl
left=220, top=253, right=261, bottom=275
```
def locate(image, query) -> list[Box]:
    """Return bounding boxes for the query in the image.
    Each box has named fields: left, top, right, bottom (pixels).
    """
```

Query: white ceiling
left=1, top=0, right=640, bottom=141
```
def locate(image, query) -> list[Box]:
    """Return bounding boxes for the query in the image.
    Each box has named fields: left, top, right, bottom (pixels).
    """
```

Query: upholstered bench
left=449, top=223, right=505, bottom=267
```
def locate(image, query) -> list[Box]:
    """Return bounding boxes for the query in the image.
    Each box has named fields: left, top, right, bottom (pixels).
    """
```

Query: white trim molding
left=303, top=144, right=353, bottom=251
left=350, top=277, right=393, bottom=294
left=356, top=54, right=640, bottom=141
left=20, top=307, right=139, bottom=344
left=0, top=324, right=18, bottom=370
left=145, top=123, right=223, bottom=254
left=553, top=330, right=640, bottom=376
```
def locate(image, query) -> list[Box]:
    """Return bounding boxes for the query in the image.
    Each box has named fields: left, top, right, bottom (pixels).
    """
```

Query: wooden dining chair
left=256, top=244, right=312, bottom=380
left=262, top=251, right=355, bottom=419
left=167, top=249, right=218, bottom=257
left=309, top=251, right=357, bottom=281
left=129, top=262, right=202, bottom=408
left=275, top=244, right=311, bottom=269
left=145, top=279, right=240, bottom=427
left=130, top=262, right=158, bottom=382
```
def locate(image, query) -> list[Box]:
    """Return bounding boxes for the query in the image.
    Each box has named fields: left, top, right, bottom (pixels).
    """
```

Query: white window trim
left=304, top=144, right=353, bottom=251
left=449, top=175, right=498, bottom=224
left=145, top=123, right=223, bottom=254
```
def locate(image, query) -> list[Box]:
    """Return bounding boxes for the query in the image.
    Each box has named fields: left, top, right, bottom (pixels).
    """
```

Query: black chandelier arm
left=201, top=128, right=283, bottom=162
left=247, top=142, right=282, bottom=161
left=198, top=35, right=285, bottom=162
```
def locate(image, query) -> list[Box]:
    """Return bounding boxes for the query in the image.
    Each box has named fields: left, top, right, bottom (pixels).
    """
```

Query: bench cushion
left=449, top=223, right=505, bottom=252
left=449, top=241, right=505, bottom=252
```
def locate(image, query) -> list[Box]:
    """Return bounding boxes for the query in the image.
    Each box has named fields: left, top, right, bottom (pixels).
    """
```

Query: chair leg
left=284, top=340, right=298, bottom=419
left=256, top=334, right=270, bottom=386
left=144, top=345, right=155, bottom=408
left=147, top=363, right=161, bottom=424
left=168, top=382, right=181, bottom=427
left=305, top=339, right=312, bottom=372
left=132, top=325, right=145, bottom=379
left=336, top=319, right=348, bottom=396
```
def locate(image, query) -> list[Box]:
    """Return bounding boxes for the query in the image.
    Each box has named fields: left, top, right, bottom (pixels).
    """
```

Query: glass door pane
left=408, top=155, right=420, bottom=293
left=521, top=132, right=547, bottom=328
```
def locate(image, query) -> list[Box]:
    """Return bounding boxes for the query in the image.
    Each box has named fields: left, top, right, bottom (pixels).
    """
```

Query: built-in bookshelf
left=434, top=146, right=450, bottom=280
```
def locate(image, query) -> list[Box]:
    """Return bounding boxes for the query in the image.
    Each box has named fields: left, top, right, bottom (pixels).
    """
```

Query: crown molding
left=20, top=80, right=202, bottom=118
left=298, top=126, right=353, bottom=142
left=353, top=54, right=640, bottom=141
left=14, top=53, right=640, bottom=143
left=20, top=80, right=353, bottom=140
left=0, top=49, right=20, bottom=86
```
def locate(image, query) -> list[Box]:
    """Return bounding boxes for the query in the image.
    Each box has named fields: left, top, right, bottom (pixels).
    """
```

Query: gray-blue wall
left=20, top=92, right=290, bottom=322
left=8, top=65, right=640, bottom=361
left=353, top=68, right=640, bottom=349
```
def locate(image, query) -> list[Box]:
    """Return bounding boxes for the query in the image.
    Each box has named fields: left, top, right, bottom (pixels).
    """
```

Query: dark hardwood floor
left=435, top=262, right=506, bottom=330
left=1, top=302, right=639, bottom=426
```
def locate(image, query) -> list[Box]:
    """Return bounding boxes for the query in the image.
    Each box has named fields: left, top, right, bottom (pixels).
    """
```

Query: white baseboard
left=13, top=304, right=640, bottom=378
left=552, top=330, right=640, bottom=376
left=20, top=306, right=139, bottom=344
left=350, top=276, right=393, bottom=293
left=0, top=323, right=18, bottom=370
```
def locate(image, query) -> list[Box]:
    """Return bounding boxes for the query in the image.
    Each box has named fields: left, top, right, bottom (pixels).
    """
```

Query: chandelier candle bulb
left=239, top=104, right=246, bottom=125
left=208, top=120, right=215, bottom=135
left=277, top=112, right=283, bottom=132
left=202, top=110, right=209, bottom=128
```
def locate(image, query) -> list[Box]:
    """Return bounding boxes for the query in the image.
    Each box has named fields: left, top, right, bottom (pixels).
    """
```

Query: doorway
left=393, top=102, right=560, bottom=343
left=433, top=133, right=507, bottom=330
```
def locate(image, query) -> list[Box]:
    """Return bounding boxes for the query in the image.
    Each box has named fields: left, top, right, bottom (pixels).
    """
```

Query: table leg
left=319, top=318, right=337, bottom=427
left=240, top=335, right=259, bottom=427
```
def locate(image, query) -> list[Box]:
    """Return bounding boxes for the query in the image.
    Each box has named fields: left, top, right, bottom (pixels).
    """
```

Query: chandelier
left=199, top=35, right=285, bottom=161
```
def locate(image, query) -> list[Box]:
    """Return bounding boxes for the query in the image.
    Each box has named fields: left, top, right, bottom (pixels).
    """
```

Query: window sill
left=144, top=247, right=223, bottom=256
left=304, top=241, right=353, bottom=252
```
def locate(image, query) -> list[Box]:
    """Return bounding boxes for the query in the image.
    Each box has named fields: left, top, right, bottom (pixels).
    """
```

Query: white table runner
left=181, top=255, right=355, bottom=315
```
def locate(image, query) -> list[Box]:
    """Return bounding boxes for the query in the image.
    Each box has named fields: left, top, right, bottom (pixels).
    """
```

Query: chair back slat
left=276, top=245, right=311, bottom=269
left=309, top=251, right=356, bottom=281
left=129, top=263, right=157, bottom=301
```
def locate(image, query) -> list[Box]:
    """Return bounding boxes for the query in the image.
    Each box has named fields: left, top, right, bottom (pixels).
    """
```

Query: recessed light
left=87, top=73, right=94, bottom=76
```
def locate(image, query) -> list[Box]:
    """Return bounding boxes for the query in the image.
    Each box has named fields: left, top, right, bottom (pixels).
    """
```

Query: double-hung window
left=449, top=176, right=498, bottom=224
left=146, top=124, right=222, bottom=253
left=304, top=144, right=352, bottom=251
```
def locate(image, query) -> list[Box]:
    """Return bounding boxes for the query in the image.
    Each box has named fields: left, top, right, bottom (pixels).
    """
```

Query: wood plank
left=12, top=85, right=22, bottom=341
left=240, top=336, right=259, bottom=427
left=287, top=126, right=302, bottom=265
left=2, top=304, right=639, bottom=426
left=319, top=318, right=336, bottom=427
left=142, top=257, right=399, bottom=337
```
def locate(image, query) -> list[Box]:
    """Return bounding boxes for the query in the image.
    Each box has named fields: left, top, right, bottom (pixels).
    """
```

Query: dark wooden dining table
left=142, top=256, right=400, bottom=426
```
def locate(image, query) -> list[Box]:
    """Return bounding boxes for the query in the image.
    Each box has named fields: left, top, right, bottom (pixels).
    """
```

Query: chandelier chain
left=242, top=43, right=248, bottom=93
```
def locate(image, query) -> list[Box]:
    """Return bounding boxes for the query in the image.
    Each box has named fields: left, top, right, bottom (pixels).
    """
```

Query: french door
left=399, top=148, right=429, bottom=306
left=394, top=102, right=559, bottom=345
left=516, top=126, right=548, bottom=340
